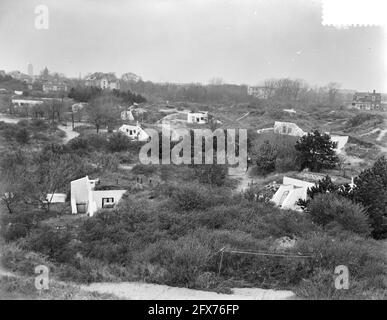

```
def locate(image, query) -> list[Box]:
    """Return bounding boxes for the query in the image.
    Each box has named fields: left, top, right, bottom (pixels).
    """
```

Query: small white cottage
left=187, top=111, right=208, bottom=124
left=118, top=123, right=150, bottom=141
left=70, top=176, right=126, bottom=217
left=271, top=176, right=315, bottom=211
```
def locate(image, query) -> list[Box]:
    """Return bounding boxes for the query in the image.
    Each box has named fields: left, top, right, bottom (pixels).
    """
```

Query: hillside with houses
left=0, top=67, right=386, bottom=300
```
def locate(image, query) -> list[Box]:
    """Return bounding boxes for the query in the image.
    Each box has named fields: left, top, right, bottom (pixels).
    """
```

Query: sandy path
left=0, top=113, right=80, bottom=144
left=228, top=167, right=264, bottom=193
left=0, top=113, right=27, bottom=124
left=81, top=282, right=295, bottom=300
left=57, top=123, right=80, bottom=143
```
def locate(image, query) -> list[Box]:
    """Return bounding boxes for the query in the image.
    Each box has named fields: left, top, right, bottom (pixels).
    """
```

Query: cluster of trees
left=251, top=130, right=339, bottom=175
left=68, top=86, right=102, bottom=102
left=0, top=147, right=91, bottom=214
left=251, top=134, right=300, bottom=175
left=295, top=131, right=339, bottom=172
left=260, top=79, right=343, bottom=105
left=121, top=81, right=249, bottom=104
left=68, top=87, right=147, bottom=132
left=118, top=78, right=346, bottom=106
left=68, top=86, right=147, bottom=105
left=298, top=156, right=387, bottom=239
left=0, top=74, right=27, bottom=91
left=111, top=89, right=146, bottom=104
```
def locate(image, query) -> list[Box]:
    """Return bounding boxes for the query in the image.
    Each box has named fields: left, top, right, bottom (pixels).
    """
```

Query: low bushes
left=107, top=132, right=131, bottom=152
left=295, top=233, right=387, bottom=299
left=169, top=183, right=233, bottom=212
left=307, top=193, right=371, bottom=236
left=346, top=113, right=383, bottom=128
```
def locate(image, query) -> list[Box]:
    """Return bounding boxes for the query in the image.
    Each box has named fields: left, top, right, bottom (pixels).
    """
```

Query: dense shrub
left=15, top=128, right=30, bottom=144
left=192, top=164, right=228, bottom=186
left=251, top=133, right=299, bottom=175
left=171, top=183, right=210, bottom=211
left=295, top=233, right=386, bottom=299
left=83, top=134, right=108, bottom=151
left=0, top=210, right=44, bottom=242
left=353, top=156, right=387, bottom=239
left=108, top=132, right=131, bottom=152
left=307, top=193, right=370, bottom=236
left=346, top=113, right=383, bottom=128
left=1, top=243, right=55, bottom=277
left=68, top=136, right=90, bottom=153
left=170, top=183, right=232, bottom=212
left=139, top=235, right=213, bottom=286
left=131, top=164, right=158, bottom=176
left=22, top=226, right=78, bottom=264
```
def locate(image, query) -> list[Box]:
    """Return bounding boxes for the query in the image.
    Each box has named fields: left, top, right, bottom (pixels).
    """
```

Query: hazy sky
left=0, top=0, right=385, bottom=91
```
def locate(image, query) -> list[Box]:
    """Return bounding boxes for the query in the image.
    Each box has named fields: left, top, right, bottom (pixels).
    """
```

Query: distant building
left=273, top=121, right=306, bottom=137
left=12, top=98, right=44, bottom=107
left=271, top=176, right=315, bottom=211
left=351, top=90, right=382, bottom=111
left=247, top=86, right=269, bottom=99
left=187, top=111, right=208, bottom=124
left=100, top=78, right=120, bottom=90
left=85, top=72, right=120, bottom=90
left=27, top=63, right=33, bottom=77
left=72, top=103, right=87, bottom=113
left=42, top=81, right=68, bottom=93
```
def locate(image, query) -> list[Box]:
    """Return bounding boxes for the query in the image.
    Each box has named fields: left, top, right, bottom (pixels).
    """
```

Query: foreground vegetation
left=1, top=83, right=386, bottom=299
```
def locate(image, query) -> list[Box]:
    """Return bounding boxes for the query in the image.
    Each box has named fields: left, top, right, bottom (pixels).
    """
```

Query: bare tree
left=87, top=95, right=121, bottom=133
left=327, top=82, right=341, bottom=105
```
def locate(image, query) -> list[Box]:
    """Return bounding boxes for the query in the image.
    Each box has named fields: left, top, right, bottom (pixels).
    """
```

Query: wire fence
left=217, top=247, right=315, bottom=277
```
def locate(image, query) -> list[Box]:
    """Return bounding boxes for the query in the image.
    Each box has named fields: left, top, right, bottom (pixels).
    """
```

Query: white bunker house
left=71, top=176, right=126, bottom=217
left=273, top=121, right=306, bottom=137
left=118, top=123, right=150, bottom=141
left=271, top=177, right=315, bottom=211
left=187, top=111, right=208, bottom=124
left=120, top=110, right=135, bottom=121
left=330, top=135, right=349, bottom=154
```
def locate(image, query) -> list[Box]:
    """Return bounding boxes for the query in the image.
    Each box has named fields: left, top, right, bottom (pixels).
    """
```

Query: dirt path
left=228, top=167, right=265, bottom=193
left=57, top=123, right=80, bottom=143
left=0, top=113, right=80, bottom=144
left=81, top=282, right=295, bottom=300
left=0, top=113, right=27, bottom=124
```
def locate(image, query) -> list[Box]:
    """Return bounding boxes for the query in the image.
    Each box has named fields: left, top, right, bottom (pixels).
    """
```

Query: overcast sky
left=0, top=0, right=385, bottom=91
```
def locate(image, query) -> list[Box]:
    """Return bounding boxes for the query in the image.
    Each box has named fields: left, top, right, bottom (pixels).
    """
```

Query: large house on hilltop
left=42, top=81, right=68, bottom=93
left=351, top=90, right=383, bottom=111
left=247, top=86, right=270, bottom=99
left=85, top=72, right=120, bottom=90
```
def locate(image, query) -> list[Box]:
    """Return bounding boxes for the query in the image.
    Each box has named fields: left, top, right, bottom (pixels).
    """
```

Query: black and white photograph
left=0, top=0, right=386, bottom=305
